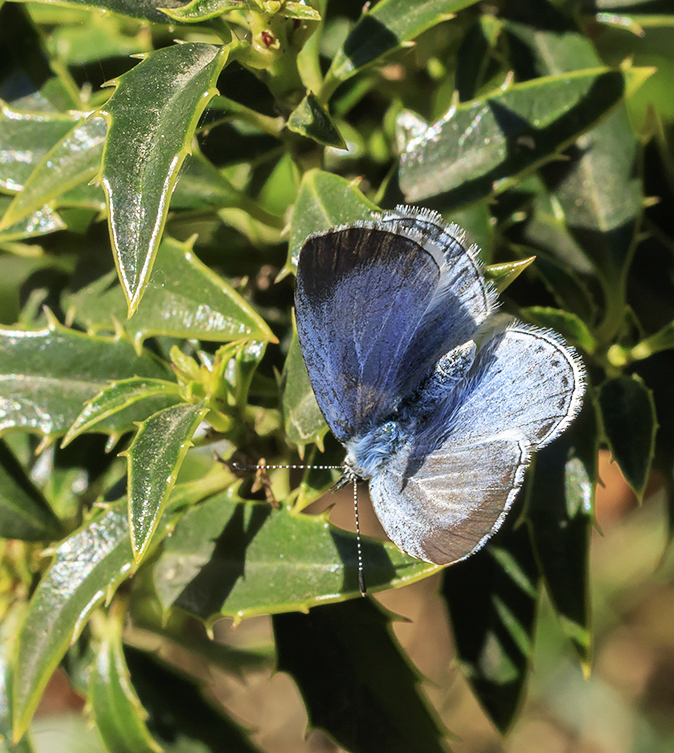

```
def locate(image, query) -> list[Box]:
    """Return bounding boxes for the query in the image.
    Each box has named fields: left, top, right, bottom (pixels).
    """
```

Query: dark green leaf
left=287, top=92, right=346, bottom=148
left=0, top=116, right=106, bottom=230
left=160, top=0, right=260, bottom=22
left=398, top=67, right=652, bottom=207
left=125, top=402, right=209, bottom=562
left=100, top=42, right=230, bottom=314
left=324, top=0, right=477, bottom=92
left=442, top=525, right=539, bottom=732
left=64, top=236, right=277, bottom=349
left=62, top=378, right=182, bottom=447
left=12, top=474, right=229, bottom=739
left=0, top=197, right=64, bottom=243
left=0, top=320, right=173, bottom=441
left=282, top=168, right=377, bottom=278
left=274, top=599, right=447, bottom=753
left=170, top=153, right=247, bottom=211
left=0, top=439, right=62, bottom=541
left=281, top=325, right=327, bottom=449
left=88, top=611, right=162, bottom=753
left=599, top=374, right=656, bottom=500
left=15, top=0, right=186, bottom=23
left=125, top=646, right=262, bottom=753
left=153, top=494, right=441, bottom=623
left=521, top=306, right=597, bottom=354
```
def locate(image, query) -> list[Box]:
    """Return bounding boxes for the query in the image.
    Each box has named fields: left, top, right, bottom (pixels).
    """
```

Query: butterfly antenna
left=229, top=461, right=342, bottom=472
left=353, top=476, right=366, bottom=597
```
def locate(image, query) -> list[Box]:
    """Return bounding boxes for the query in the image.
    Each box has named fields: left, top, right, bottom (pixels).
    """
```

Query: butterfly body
left=295, top=206, right=585, bottom=566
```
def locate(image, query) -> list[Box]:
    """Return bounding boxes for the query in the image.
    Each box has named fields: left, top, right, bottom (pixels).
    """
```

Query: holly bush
left=1, top=0, right=673, bottom=751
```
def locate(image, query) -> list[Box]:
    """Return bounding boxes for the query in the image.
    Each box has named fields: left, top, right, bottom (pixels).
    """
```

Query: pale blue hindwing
left=368, top=324, right=586, bottom=564
left=295, top=207, right=495, bottom=442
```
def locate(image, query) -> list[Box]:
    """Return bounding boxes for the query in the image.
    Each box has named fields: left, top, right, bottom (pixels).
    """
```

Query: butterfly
left=294, top=205, right=585, bottom=565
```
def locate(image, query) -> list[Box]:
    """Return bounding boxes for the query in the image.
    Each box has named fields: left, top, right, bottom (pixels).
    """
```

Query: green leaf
left=281, top=325, right=327, bottom=449
left=13, top=0, right=184, bottom=23
left=631, top=318, right=674, bottom=361
left=281, top=169, right=378, bottom=279
left=0, top=605, right=37, bottom=753
left=286, top=92, right=346, bottom=148
left=125, top=402, right=209, bottom=562
left=0, top=116, right=107, bottom=230
left=159, top=0, right=255, bottom=22
left=100, top=42, right=230, bottom=315
left=599, top=375, right=656, bottom=500
left=0, top=197, right=64, bottom=242
left=153, top=494, right=441, bottom=623
left=527, top=416, right=595, bottom=667
left=398, top=66, right=653, bottom=206
left=0, top=101, right=78, bottom=193
left=88, top=611, right=162, bottom=753
left=12, top=474, right=229, bottom=739
left=170, top=153, right=247, bottom=211
left=63, top=377, right=182, bottom=447
left=521, top=306, right=597, bottom=354
left=442, top=525, right=540, bottom=732
left=324, top=0, right=477, bottom=94
left=0, top=320, right=173, bottom=441
left=64, top=236, right=277, bottom=349
left=124, top=647, right=263, bottom=753
left=0, top=439, right=62, bottom=541
left=485, top=257, right=535, bottom=294
left=273, top=599, right=447, bottom=753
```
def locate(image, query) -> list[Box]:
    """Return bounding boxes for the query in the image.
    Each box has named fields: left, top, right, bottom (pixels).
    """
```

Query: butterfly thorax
left=343, top=420, right=402, bottom=480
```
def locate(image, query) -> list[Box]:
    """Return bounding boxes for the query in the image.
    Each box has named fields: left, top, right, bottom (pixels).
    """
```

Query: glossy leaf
left=0, top=101, right=78, bottom=193
left=100, top=42, right=230, bottom=315
left=13, top=0, right=185, bottom=23
left=0, top=321, right=173, bottom=441
left=281, top=325, right=327, bottom=449
left=521, top=306, right=597, bottom=354
left=153, top=493, right=441, bottom=623
left=286, top=92, right=346, bottom=148
left=485, top=257, right=535, bottom=294
left=0, top=439, right=62, bottom=541
left=442, top=525, right=539, bottom=732
left=274, top=599, right=447, bottom=753
left=324, top=0, right=477, bottom=92
left=0, top=116, right=107, bottom=230
left=170, top=153, right=247, bottom=211
left=12, top=474, right=229, bottom=739
left=63, top=377, right=182, bottom=447
left=160, top=0, right=261, bottom=22
left=282, top=169, right=377, bottom=278
left=64, top=235, right=276, bottom=350
left=88, top=612, right=162, bottom=753
left=0, top=197, right=64, bottom=242
left=398, top=67, right=653, bottom=206
left=125, top=402, right=209, bottom=562
left=599, top=375, right=656, bottom=500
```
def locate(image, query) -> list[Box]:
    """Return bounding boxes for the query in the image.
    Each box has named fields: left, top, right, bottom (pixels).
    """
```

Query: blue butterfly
left=295, top=206, right=585, bottom=565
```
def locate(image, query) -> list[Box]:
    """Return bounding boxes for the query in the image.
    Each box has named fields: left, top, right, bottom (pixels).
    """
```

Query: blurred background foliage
left=1, top=0, right=674, bottom=751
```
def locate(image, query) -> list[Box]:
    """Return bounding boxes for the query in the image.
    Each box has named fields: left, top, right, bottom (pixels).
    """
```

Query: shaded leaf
left=442, top=524, right=539, bottom=732
left=324, top=0, right=477, bottom=91
left=64, top=236, right=277, bottom=350
left=0, top=439, right=62, bottom=541
left=170, top=153, right=247, bottom=211
left=281, top=325, right=327, bottom=449
left=0, top=116, right=107, bottom=230
left=100, top=42, right=230, bottom=314
left=63, top=377, right=182, bottom=447
left=282, top=169, right=377, bottom=278
left=88, top=611, right=162, bottom=753
left=521, top=306, right=597, bottom=354
left=398, top=67, right=653, bottom=206
left=13, top=0, right=186, bottom=23
left=125, top=402, right=209, bottom=562
left=12, top=474, right=229, bottom=739
left=125, top=646, right=262, bottom=753
left=287, top=91, right=346, bottom=148
left=599, top=374, right=656, bottom=500
left=0, top=321, right=173, bottom=441
left=274, top=599, right=447, bottom=753
left=153, top=494, right=441, bottom=623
